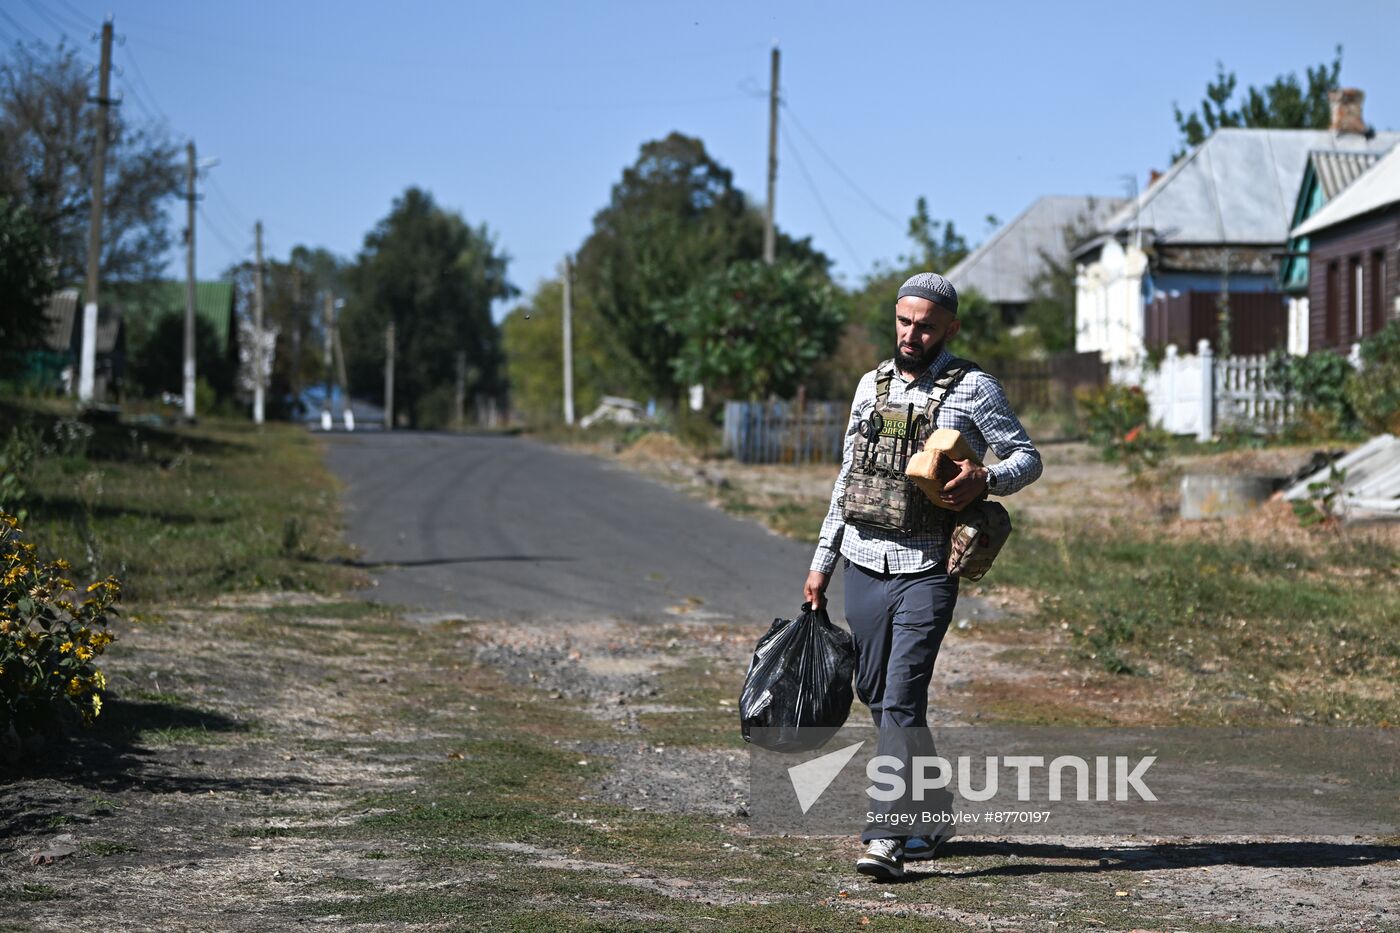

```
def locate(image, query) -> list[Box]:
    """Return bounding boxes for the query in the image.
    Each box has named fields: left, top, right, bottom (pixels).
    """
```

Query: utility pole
left=79, top=18, right=115, bottom=404
left=562, top=255, right=575, bottom=426
left=253, top=220, right=266, bottom=425
left=182, top=141, right=198, bottom=420
left=321, top=293, right=333, bottom=431
left=383, top=319, right=395, bottom=432
left=290, top=265, right=303, bottom=402
left=763, top=43, right=780, bottom=266
left=333, top=299, right=352, bottom=430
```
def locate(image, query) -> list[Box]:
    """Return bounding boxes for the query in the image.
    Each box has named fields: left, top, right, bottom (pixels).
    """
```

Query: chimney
left=1329, top=88, right=1367, bottom=135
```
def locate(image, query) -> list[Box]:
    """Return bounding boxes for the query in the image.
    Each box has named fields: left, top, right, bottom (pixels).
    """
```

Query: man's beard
left=895, top=339, right=944, bottom=372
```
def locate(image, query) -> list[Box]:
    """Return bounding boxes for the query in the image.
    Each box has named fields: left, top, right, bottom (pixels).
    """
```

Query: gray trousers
left=843, top=557, right=958, bottom=841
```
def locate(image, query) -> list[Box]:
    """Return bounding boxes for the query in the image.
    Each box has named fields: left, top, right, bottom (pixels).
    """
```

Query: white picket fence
left=1110, top=339, right=1361, bottom=440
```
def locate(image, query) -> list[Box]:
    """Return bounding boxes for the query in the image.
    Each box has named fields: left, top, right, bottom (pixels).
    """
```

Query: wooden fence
left=998, top=351, right=1109, bottom=411
left=722, top=400, right=848, bottom=464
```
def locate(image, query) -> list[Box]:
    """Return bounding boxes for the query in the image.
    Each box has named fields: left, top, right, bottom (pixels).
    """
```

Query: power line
left=121, top=43, right=172, bottom=125
left=197, top=203, right=248, bottom=258
left=20, top=0, right=72, bottom=39
left=0, top=8, right=44, bottom=44
left=781, top=101, right=907, bottom=233
left=204, top=173, right=255, bottom=235
left=779, top=122, right=864, bottom=271
left=48, top=0, right=92, bottom=32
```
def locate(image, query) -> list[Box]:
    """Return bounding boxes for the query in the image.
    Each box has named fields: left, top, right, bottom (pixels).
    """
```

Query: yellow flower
left=74, top=646, right=92, bottom=662
left=91, top=694, right=102, bottom=716
left=66, top=676, right=84, bottom=697
left=86, top=581, right=103, bottom=593
left=59, top=641, right=73, bottom=654
left=92, top=669, right=106, bottom=690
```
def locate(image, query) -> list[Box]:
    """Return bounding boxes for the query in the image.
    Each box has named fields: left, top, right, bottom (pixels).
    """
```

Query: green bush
left=1, top=510, right=121, bottom=739
left=1345, top=321, right=1400, bottom=436
left=1268, top=349, right=1357, bottom=434
left=1075, top=384, right=1168, bottom=474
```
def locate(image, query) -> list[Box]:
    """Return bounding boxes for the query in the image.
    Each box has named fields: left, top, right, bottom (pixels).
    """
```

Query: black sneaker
left=903, top=823, right=955, bottom=861
left=855, top=838, right=904, bottom=880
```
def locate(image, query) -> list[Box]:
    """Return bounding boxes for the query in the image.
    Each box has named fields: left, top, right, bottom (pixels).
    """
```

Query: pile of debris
left=1283, top=434, right=1400, bottom=518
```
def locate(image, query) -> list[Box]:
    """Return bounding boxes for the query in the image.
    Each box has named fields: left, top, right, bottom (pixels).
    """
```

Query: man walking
left=803, top=272, right=1042, bottom=880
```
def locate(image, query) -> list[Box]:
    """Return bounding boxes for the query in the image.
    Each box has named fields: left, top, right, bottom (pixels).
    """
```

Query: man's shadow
left=892, top=837, right=1400, bottom=882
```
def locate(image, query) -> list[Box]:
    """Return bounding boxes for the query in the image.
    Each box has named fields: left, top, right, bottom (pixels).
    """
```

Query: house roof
left=116, top=281, right=236, bottom=355
left=1292, top=142, right=1400, bottom=238
left=43, top=289, right=80, bottom=352
left=946, top=195, right=1127, bottom=304
left=1092, top=128, right=1400, bottom=250
left=41, top=288, right=123, bottom=355
left=1310, top=149, right=1384, bottom=200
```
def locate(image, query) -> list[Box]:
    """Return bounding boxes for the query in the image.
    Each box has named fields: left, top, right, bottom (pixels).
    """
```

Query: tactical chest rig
left=840, top=358, right=978, bottom=534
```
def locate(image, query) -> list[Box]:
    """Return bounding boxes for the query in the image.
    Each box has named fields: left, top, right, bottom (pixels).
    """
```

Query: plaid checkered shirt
left=810, top=348, right=1043, bottom=576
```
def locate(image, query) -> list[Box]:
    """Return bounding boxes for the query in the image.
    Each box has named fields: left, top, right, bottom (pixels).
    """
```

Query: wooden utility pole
left=763, top=44, right=780, bottom=266
left=331, top=300, right=352, bottom=430
left=79, top=18, right=115, bottom=404
left=383, top=319, right=395, bottom=431
left=182, top=141, right=198, bottom=420
left=253, top=220, right=266, bottom=425
left=562, top=255, right=575, bottom=426
left=321, top=293, right=334, bottom=431
left=290, top=266, right=303, bottom=401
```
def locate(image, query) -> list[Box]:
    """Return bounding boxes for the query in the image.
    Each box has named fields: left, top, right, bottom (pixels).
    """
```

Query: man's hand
left=939, top=459, right=989, bottom=511
left=804, top=570, right=830, bottom=610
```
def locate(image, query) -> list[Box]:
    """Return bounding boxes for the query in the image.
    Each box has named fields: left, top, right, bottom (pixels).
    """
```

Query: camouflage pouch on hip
left=946, top=499, right=1012, bottom=581
left=841, top=472, right=930, bottom=533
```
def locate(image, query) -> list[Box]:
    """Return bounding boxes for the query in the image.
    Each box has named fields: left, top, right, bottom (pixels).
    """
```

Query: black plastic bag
left=739, top=603, right=856, bottom=753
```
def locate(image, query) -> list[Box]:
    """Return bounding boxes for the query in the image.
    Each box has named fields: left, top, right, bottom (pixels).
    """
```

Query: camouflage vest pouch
left=840, top=360, right=975, bottom=535
left=947, top=499, right=1012, bottom=581
left=840, top=402, right=932, bottom=533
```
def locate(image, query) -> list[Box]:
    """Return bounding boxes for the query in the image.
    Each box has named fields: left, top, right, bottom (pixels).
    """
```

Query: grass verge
left=0, top=398, right=363, bottom=604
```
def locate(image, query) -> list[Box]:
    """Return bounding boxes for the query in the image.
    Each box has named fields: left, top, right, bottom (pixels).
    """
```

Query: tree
left=670, top=260, right=845, bottom=401
left=0, top=196, right=54, bottom=370
left=574, top=132, right=829, bottom=402
left=226, top=245, right=349, bottom=417
left=340, top=187, right=515, bottom=428
left=1024, top=200, right=1105, bottom=354
left=852, top=196, right=969, bottom=341
left=125, top=310, right=233, bottom=405
left=500, top=277, right=637, bottom=425
left=1171, top=48, right=1344, bottom=161
left=0, top=43, right=181, bottom=285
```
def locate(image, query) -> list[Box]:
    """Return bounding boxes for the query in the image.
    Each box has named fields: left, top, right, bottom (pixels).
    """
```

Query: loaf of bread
left=905, top=428, right=980, bottom=509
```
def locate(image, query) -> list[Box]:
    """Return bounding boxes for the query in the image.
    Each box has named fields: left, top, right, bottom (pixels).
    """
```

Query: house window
left=1374, top=250, right=1388, bottom=331
left=1326, top=261, right=1340, bottom=345
left=1351, top=257, right=1364, bottom=341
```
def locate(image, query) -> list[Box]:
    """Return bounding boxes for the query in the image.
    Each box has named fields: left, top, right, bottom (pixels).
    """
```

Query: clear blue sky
left=8, top=1, right=1400, bottom=319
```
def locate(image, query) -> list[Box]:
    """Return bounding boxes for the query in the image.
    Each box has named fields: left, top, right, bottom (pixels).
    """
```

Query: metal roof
left=42, top=289, right=80, bottom=352
left=946, top=195, right=1127, bottom=304
left=116, top=281, right=236, bottom=355
left=41, top=288, right=122, bottom=355
left=1095, top=128, right=1400, bottom=248
left=1311, top=150, right=1383, bottom=200
left=1292, top=143, right=1400, bottom=238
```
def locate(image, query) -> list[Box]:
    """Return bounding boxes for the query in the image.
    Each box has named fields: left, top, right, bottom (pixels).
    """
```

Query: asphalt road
left=321, top=432, right=843, bottom=624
